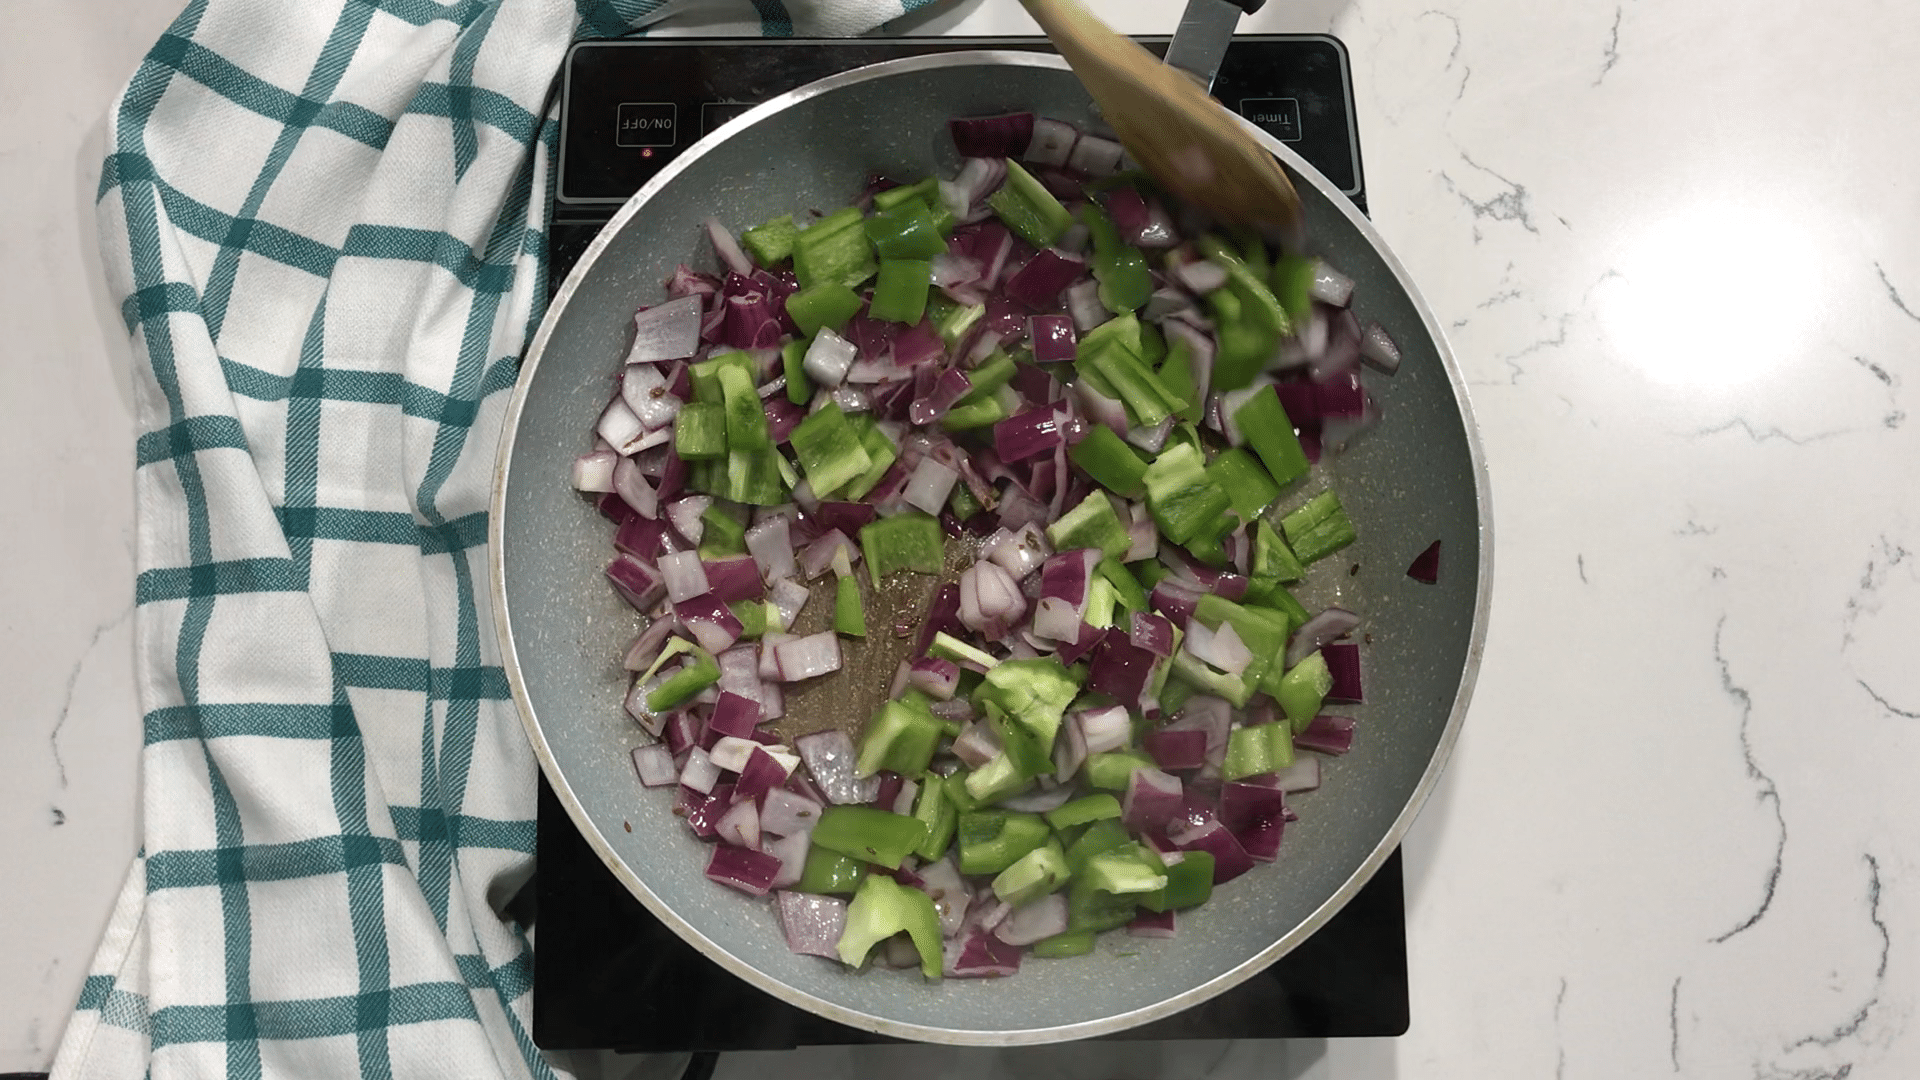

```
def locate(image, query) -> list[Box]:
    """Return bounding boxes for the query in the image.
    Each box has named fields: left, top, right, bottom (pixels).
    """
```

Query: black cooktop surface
left=532, top=33, right=1403, bottom=1055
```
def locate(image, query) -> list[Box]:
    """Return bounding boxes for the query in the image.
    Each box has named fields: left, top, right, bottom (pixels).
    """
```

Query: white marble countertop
left=8, top=0, right=1919, bottom=1076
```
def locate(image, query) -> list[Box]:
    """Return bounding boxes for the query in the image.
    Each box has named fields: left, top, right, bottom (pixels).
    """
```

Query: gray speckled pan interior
left=490, top=52, right=1491, bottom=1045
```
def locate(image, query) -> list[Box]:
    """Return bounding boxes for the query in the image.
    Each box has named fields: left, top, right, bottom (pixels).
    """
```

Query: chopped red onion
left=950, top=112, right=1036, bottom=158
left=1005, top=249, right=1086, bottom=311
left=622, top=620, right=677, bottom=672
left=1064, top=279, right=1109, bottom=332
left=980, top=523, right=1051, bottom=579
left=1122, top=767, right=1184, bottom=833
left=702, top=555, right=765, bottom=604
left=706, top=735, right=760, bottom=773
left=605, top=553, right=665, bottom=611
left=707, top=692, right=760, bottom=740
left=762, top=788, right=824, bottom=836
left=995, top=894, right=1070, bottom=946
left=1294, top=714, right=1356, bottom=756
left=1143, top=729, right=1209, bottom=772
left=773, top=631, right=842, bottom=683
left=1067, top=134, right=1125, bottom=177
left=740, top=515, right=796, bottom=585
left=663, top=711, right=704, bottom=756
left=1088, top=631, right=1157, bottom=709
left=1149, top=578, right=1203, bottom=625
left=959, top=558, right=1026, bottom=637
left=612, top=456, right=659, bottom=519
left=1165, top=814, right=1255, bottom=884
left=681, top=782, right=733, bottom=839
left=626, top=295, right=704, bottom=364
left=1322, top=642, right=1364, bottom=703
left=680, top=746, right=721, bottom=794
left=1053, top=706, right=1089, bottom=781
left=1360, top=321, right=1401, bottom=374
left=998, top=784, right=1076, bottom=814
left=768, top=576, right=810, bottom=630
left=596, top=398, right=650, bottom=455
left=666, top=496, right=710, bottom=546
left=706, top=843, right=782, bottom=896
left=1072, top=378, right=1129, bottom=433
left=917, top=857, right=972, bottom=938
left=675, top=592, right=743, bottom=653
left=1027, top=315, right=1077, bottom=363
left=1124, top=415, right=1175, bottom=454
left=572, top=449, right=618, bottom=492
left=794, top=729, right=880, bottom=804
left=909, top=369, right=973, bottom=426
left=1142, top=287, right=1195, bottom=322
left=1024, top=117, right=1079, bottom=167
left=930, top=253, right=984, bottom=290
left=705, top=217, right=755, bottom=278
left=777, top=891, right=848, bottom=958
left=1078, top=705, right=1133, bottom=756
left=951, top=719, right=1003, bottom=769
left=715, top=797, right=762, bottom=848
left=1286, top=607, right=1361, bottom=668
left=993, top=405, right=1064, bottom=463
left=631, top=743, right=677, bottom=787
left=1174, top=259, right=1229, bottom=295
left=1164, top=696, right=1232, bottom=771
left=1309, top=261, right=1355, bottom=307
left=1275, top=755, right=1322, bottom=793
left=1124, top=501, right=1159, bottom=563
left=799, top=529, right=859, bottom=580
left=945, top=927, right=1023, bottom=978
left=763, top=832, right=809, bottom=889
left=1183, top=619, right=1253, bottom=677
left=1407, top=539, right=1441, bottom=584
left=907, top=657, right=960, bottom=700
left=803, top=327, right=858, bottom=387
left=903, top=457, right=960, bottom=515
left=1129, top=611, right=1175, bottom=656
left=1127, top=910, right=1177, bottom=939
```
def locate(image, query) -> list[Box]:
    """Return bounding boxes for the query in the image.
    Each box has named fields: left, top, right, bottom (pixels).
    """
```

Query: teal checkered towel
left=54, top=1, right=929, bottom=1077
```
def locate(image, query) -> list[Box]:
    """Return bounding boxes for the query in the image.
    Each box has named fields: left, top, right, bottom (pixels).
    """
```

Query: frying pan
left=489, top=44, right=1491, bottom=1045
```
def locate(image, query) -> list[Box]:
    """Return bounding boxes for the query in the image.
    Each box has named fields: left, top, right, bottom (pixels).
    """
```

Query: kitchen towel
left=53, top=1, right=936, bottom=1077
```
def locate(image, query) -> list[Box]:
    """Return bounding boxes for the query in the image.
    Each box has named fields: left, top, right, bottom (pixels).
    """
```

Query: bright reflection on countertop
left=1596, top=202, right=1827, bottom=387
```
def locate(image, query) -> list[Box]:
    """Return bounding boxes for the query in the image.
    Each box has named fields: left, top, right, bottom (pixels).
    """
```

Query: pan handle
left=1164, top=0, right=1258, bottom=91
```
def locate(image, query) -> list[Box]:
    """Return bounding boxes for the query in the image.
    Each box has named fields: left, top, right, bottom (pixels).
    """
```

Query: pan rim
left=489, top=48, right=1493, bottom=1046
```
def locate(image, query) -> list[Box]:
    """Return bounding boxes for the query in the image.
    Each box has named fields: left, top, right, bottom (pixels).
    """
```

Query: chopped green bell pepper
left=957, top=810, right=1051, bottom=876
left=698, top=503, right=747, bottom=557
left=1140, top=851, right=1216, bottom=912
left=1082, top=843, right=1167, bottom=895
left=928, top=630, right=999, bottom=671
left=936, top=301, right=986, bottom=347
left=779, top=341, right=814, bottom=410
left=1045, top=794, right=1122, bottom=830
left=1081, top=202, right=1153, bottom=314
left=834, top=574, right=866, bottom=637
left=1277, top=649, right=1334, bottom=732
left=792, top=207, right=876, bottom=290
left=1069, top=423, right=1149, bottom=498
left=1032, top=930, right=1097, bottom=958
left=689, top=350, right=757, bottom=405
left=1224, top=721, right=1294, bottom=780
left=1097, top=556, right=1147, bottom=613
left=1233, top=386, right=1311, bottom=489
left=859, top=513, right=944, bottom=585
left=1270, top=254, right=1318, bottom=327
left=911, top=774, right=957, bottom=861
left=1141, top=442, right=1232, bottom=546
left=796, top=846, right=866, bottom=895
left=717, top=363, right=770, bottom=453
left=1156, top=335, right=1204, bottom=423
left=864, top=198, right=947, bottom=260
left=643, top=646, right=721, bottom=712
left=741, top=213, right=797, bottom=266
left=838, top=872, right=943, bottom=979
left=1252, top=519, right=1304, bottom=583
left=974, top=657, right=1082, bottom=749
left=837, top=418, right=897, bottom=501
left=674, top=401, right=727, bottom=460
left=1083, top=750, right=1155, bottom=791
left=987, top=160, right=1074, bottom=249
left=869, top=259, right=932, bottom=325
left=1204, top=447, right=1281, bottom=521
left=855, top=697, right=942, bottom=778
left=1280, top=490, right=1357, bottom=566
left=962, top=750, right=1031, bottom=805
left=789, top=403, right=872, bottom=497
left=810, top=807, right=930, bottom=870
left=785, top=282, right=864, bottom=338
left=993, top=839, right=1071, bottom=906
left=1047, top=491, right=1132, bottom=560
left=872, top=176, right=940, bottom=213
left=954, top=349, right=1017, bottom=407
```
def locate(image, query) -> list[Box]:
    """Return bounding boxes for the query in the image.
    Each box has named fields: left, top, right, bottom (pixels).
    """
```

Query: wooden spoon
left=1018, top=0, right=1302, bottom=226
